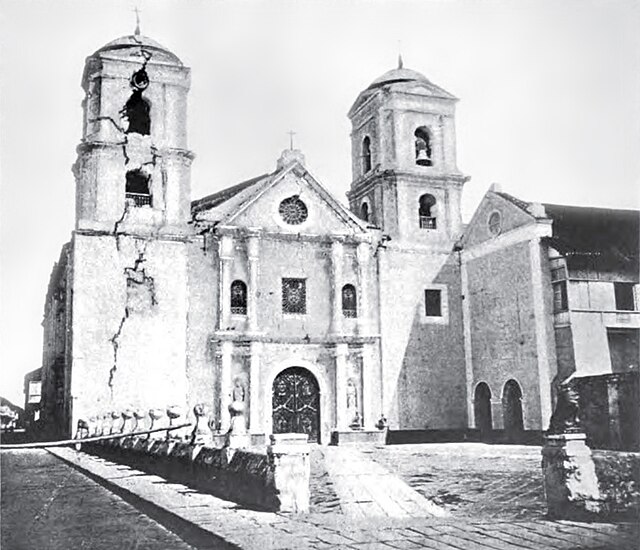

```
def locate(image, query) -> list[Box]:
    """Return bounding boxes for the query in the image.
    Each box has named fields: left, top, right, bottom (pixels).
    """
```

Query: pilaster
left=219, top=340, right=233, bottom=431
left=249, top=341, right=262, bottom=434
left=356, top=242, right=370, bottom=336
left=331, top=239, right=344, bottom=335
left=247, top=231, right=260, bottom=333
left=218, top=235, right=234, bottom=330
left=335, top=343, right=349, bottom=430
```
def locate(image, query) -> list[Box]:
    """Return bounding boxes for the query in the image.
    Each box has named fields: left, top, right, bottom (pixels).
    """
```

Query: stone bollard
left=542, top=432, right=602, bottom=519
left=133, top=409, right=146, bottom=432
left=267, top=433, right=311, bottom=513
left=166, top=405, right=183, bottom=440
left=148, top=408, right=165, bottom=439
left=121, top=409, right=134, bottom=433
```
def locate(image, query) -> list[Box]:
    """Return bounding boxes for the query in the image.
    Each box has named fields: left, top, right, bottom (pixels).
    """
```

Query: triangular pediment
left=462, top=190, right=536, bottom=248
left=194, top=162, right=369, bottom=237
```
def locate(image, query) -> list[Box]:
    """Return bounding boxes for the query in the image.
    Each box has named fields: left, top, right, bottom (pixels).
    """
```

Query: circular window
left=278, top=196, right=308, bottom=225
left=488, top=211, right=502, bottom=236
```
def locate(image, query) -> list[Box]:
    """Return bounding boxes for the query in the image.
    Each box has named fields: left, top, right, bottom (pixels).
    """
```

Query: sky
left=1, top=0, right=639, bottom=405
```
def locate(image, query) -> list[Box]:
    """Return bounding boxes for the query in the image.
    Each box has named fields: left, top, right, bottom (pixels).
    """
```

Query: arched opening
left=341, top=284, right=357, bottom=318
left=123, top=91, right=151, bottom=135
left=474, top=382, right=492, bottom=438
left=230, top=280, right=247, bottom=315
left=272, top=367, right=320, bottom=443
left=125, top=169, right=152, bottom=207
left=362, top=136, right=372, bottom=174
left=414, top=127, right=432, bottom=166
left=418, top=193, right=437, bottom=229
left=502, top=379, right=524, bottom=440
left=360, top=201, right=369, bottom=222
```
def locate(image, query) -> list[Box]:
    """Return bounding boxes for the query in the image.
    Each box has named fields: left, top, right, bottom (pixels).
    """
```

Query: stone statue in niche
left=346, top=378, right=361, bottom=429
left=228, top=377, right=247, bottom=435
left=548, top=382, right=581, bottom=435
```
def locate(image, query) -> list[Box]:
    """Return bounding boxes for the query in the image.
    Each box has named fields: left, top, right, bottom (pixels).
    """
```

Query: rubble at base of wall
left=82, top=435, right=310, bottom=513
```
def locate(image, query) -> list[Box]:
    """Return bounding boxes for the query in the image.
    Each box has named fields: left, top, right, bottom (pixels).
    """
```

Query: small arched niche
left=414, top=127, right=433, bottom=167
left=360, top=201, right=370, bottom=222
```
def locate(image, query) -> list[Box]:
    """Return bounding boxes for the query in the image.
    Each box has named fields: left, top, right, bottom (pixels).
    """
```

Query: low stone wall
left=83, top=433, right=310, bottom=513
left=541, top=433, right=639, bottom=521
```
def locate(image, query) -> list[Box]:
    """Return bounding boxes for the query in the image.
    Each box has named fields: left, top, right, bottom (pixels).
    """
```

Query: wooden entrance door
left=272, top=367, right=320, bottom=443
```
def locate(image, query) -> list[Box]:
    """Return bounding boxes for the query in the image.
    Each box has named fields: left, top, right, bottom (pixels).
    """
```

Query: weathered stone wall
left=396, top=253, right=467, bottom=430
left=69, top=233, right=189, bottom=432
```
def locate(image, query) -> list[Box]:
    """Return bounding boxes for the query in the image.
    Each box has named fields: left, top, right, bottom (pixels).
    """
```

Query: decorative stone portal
left=272, top=367, right=320, bottom=443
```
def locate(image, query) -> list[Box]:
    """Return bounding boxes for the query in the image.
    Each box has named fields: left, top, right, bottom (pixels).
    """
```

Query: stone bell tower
left=347, top=57, right=468, bottom=251
left=74, top=29, right=193, bottom=234
left=347, top=59, right=470, bottom=431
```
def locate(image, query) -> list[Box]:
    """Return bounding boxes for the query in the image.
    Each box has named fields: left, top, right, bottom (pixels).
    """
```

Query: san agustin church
left=38, top=27, right=639, bottom=449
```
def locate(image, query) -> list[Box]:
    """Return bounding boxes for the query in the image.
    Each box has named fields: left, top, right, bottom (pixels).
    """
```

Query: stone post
left=249, top=341, right=261, bottom=435
left=541, top=433, right=601, bottom=519
left=190, top=404, right=213, bottom=446
left=267, top=433, right=311, bottom=513
left=606, top=375, right=622, bottom=450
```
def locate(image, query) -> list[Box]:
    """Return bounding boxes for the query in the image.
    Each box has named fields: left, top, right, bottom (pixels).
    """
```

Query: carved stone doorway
left=272, top=367, right=320, bottom=443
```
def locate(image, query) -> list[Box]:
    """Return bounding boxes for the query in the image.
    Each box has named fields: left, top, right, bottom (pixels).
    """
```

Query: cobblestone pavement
left=45, top=445, right=639, bottom=549
left=1, top=449, right=206, bottom=550
left=365, top=443, right=546, bottom=520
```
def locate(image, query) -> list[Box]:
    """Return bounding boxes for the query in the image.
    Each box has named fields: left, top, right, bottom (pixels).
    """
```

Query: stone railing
left=84, top=432, right=311, bottom=513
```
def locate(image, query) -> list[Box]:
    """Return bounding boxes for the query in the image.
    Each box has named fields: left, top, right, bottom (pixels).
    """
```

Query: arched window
left=362, top=136, right=372, bottom=174
left=502, top=379, right=524, bottom=439
left=474, top=382, right=492, bottom=437
left=125, top=169, right=152, bottom=207
left=418, top=193, right=437, bottom=229
left=342, top=284, right=357, bottom=318
left=230, top=280, right=247, bottom=315
left=124, top=91, right=151, bottom=135
left=360, top=201, right=369, bottom=222
left=414, top=127, right=432, bottom=166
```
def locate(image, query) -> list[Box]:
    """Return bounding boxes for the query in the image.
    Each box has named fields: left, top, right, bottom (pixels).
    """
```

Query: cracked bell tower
left=57, top=29, right=193, bottom=437
left=74, top=28, right=194, bottom=233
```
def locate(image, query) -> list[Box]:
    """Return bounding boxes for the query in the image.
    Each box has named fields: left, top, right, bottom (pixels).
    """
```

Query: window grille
left=419, top=216, right=437, bottom=229
left=425, top=289, right=442, bottom=317
left=278, top=196, right=308, bottom=225
left=282, top=278, right=306, bottom=314
left=342, top=284, right=358, bottom=318
left=125, top=192, right=152, bottom=207
left=231, top=280, right=247, bottom=315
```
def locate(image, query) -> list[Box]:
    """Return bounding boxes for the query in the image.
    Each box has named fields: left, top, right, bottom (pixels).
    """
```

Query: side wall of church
left=466, top=241, right=543, bottom=429
left=379, top=248, right=466, bottom=429
left=69, top=233, right=189, bottom=430
left=396, top=253, right=467, bottom=429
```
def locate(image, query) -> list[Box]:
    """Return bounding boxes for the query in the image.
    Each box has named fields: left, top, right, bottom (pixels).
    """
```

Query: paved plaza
left=2, top=444, right=638, bottom=549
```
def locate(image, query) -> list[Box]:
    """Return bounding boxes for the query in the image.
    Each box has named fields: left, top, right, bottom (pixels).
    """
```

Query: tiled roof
left=191, top=173, right=270, bottom=214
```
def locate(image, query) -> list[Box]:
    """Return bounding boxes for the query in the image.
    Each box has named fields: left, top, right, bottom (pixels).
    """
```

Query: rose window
left=278, top=196, right=308, bottom=225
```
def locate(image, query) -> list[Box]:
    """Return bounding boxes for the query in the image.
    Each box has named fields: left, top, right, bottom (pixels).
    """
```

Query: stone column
left=606, top=375, right=622, bottom=450
left=249, top=341, right=262, bottom=435
left=331, top=240, right=344, bottom=335
left=247, top=232, right=260, bottom=333
left=267, top=434, right=311, bottom=513
left=490, top=399, right=503, bottom=429
left=335, top=343, right=349, bottom=430
left=219, top=341, right=233, bottom=432
left=218, top=235, right=234, bottom=330
left=541, top=433, right=601, bottom=519
left=356, top=242, right=370, bottom=336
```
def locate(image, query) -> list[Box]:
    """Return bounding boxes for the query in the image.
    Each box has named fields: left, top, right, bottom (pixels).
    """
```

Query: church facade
left=40, top=31, right=639, bottom=445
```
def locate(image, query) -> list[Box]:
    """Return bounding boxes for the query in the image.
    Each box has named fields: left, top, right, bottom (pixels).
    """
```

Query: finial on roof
left=287, top=130, right=296, bottom=151
left=134, top=6, right=141, bottom=36
left=398, top=53, right=403, bottom=69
